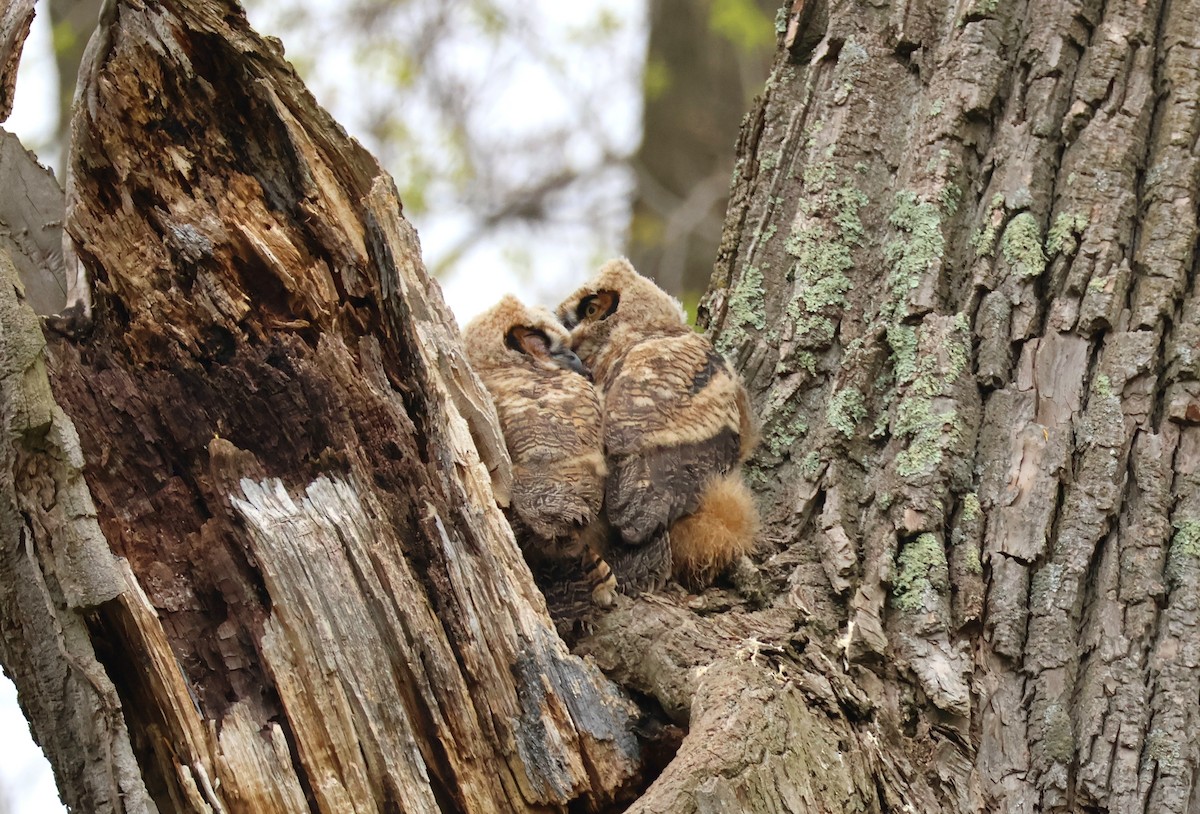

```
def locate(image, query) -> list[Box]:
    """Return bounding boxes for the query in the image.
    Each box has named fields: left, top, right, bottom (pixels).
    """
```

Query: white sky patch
left=0, top=673, right=64, bottom=814
left=6, top=4, right=59, bottom=170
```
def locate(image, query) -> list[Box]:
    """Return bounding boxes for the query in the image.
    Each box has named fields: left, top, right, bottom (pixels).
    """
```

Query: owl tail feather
left=671, top=473, right=760, bottom=589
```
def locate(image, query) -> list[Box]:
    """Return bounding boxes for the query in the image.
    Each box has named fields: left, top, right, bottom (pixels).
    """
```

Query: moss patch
left=717, top=265, right=767, bottom=355
left=893, top=533, right=948, bottom=613
left=827, top=388, right=866, bottom=438
left=1001, top=212, right=1047, bottom=279
left=884, top=191, right=944, bottom=319
left=1046, top=211, right=1088, bottom=257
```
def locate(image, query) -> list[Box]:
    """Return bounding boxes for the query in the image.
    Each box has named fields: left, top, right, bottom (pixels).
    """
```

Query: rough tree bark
left=690, top=0, right=1200, bottom=811
left=3, top=0, right=1199, bottom=813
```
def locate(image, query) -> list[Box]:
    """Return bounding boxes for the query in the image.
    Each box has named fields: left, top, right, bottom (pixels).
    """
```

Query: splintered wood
left=4, top=0, right=643, bottom=811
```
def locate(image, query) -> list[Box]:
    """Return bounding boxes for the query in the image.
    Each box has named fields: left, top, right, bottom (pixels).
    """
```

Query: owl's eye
left=577, top=291, right=618, bottom=322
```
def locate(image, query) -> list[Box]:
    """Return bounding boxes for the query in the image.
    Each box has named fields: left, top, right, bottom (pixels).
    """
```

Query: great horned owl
left=461, top=295, right=617, bottom=619
left=557, top=258, right=759, bottom=589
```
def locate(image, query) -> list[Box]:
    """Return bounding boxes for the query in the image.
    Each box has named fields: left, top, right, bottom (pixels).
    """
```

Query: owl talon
left=591, top=578, right=618, bottom=608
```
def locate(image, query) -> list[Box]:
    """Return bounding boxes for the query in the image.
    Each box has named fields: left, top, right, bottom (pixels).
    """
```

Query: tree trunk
left=628, top=0, right=775, bottom=303
left=4, top=1, right=1200, bottom=813
left=689, top=0, right=1199, bottom=810
left=2, top=2, right=641, bottom=812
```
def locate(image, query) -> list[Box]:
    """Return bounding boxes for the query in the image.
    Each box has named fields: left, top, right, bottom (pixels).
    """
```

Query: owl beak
left=551, top=347, right=591, bottom=380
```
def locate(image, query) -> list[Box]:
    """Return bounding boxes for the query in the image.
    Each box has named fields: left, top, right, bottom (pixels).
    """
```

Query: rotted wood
left=12, top=0, right=642, bottom=811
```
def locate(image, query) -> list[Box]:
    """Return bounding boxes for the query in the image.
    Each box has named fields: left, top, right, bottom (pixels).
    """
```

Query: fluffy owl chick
left=461, top=295, right=617, bottom=612
left=557, top=258, right=759, bottom=589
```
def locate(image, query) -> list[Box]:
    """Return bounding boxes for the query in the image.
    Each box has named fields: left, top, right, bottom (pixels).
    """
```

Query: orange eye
left=577, top=291, right=617, bottom=323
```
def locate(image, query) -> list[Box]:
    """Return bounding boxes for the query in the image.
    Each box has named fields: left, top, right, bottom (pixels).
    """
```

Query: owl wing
left=495, top=370, right=606, bottom=544
left=603, top=332, right=744, bottom=545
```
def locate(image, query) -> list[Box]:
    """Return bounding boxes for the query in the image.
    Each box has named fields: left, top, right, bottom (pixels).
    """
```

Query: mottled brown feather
left=461, top=296, right=616, bottom=613
left=557, top=259, right=761, bottom=589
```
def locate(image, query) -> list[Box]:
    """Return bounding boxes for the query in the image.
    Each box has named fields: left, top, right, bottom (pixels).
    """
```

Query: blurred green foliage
left=709, top=0, right=775, bottom=53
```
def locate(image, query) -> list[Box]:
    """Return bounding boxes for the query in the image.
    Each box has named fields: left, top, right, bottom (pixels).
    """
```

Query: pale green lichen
left=833, top=39, right=869, bottom=104
left=884, top=191, right=944, bottom=317
left=887, top=324, right=918, bottom=385
left=929, top=99, right=945, bottom=117
left=1093, top=373, right=1113, bottom=398
left=803, top=160, right=837, bottom=191
left=761, top=397, right=810, bottom=459
left=871, top=410, right=891, bottom=440
left=894, top=398, right=959, bottom=476
left=925, top=148, right=952, bottom=173
left=1167, top=518, right=1200, bottom=582
left=717, top=265, right=767, bottom=355
left=802, top=119, right=826, bottom=148
left=766, top=423, right=805, bottom=456
left=1046, top=211, right=1088, bottom=257
left=960, top=492, right=982, bottom=523
left=783, top=174, right=868, bottom=345
left=774, top=3, right=790, bottom=34
left=947, top=314, right=972, bottom=372
left=827, top=388, right=866, bottom=438
left=730, top=156, right=746, bottom=186
left=792, top=350, right=817, bottom=375
left=962, top=543, right=984, bottom=574
left=760, top=149, right=783, bottom=172
left=785, top=229, right=854, bottom=311
left=1001, top=212, right=1047, bottom=279
left=831, top=185, right=868, bottom=243
left=893, top=533, right=948, bottom=613
left=963, top=0, right=999, bottom=17
left=891, top=318, right=971, bottom=477
left=971, top=193, right=1005, bottom=258
left=800, top=450, right=822, bottom=478
left=939, top=182, right=962, bottom=216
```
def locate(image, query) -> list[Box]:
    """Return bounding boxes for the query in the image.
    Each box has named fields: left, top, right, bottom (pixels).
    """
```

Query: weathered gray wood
left=0, top=129, right=67, bottom=315
left=0, top=244, right=154, bottom=814
left=0, top=0, right=34, bottom=122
